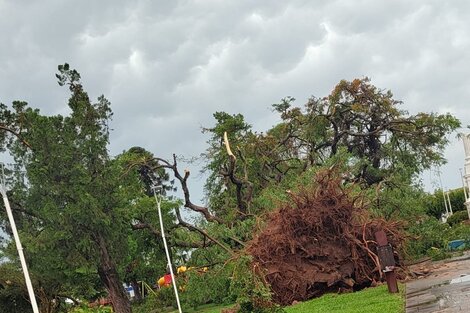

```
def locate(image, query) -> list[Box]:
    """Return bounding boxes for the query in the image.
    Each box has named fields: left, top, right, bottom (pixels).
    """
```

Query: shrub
left=132, top=287, right=176, bottom=313
left=405, top=215, right=470, bottom=261
left=181, top=266, right=232, bottom=310
left=405, top=217, right=449, bottom=260
left=228, top=255, right=284, bottom=313
left=426, top=247, right=451, bottom=261
left=70, top=306, right=113, bottom=313
left=447, top=211, right=469, bottom=227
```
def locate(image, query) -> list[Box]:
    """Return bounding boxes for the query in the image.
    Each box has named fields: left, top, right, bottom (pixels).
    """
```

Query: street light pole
left=462, top=134, right=470, bottom=219
left=0, top=164, right=39, bottom=313
left=152, top=186, right=182, bottom=313
left=446, top=191, right=453, bottom=215
left=437, top=168, right=449, bottom=219
left=459, top=168, right=468, bottom=201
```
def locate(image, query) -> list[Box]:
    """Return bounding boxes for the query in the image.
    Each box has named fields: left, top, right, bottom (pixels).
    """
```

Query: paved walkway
left=406, top=253, right=470, bottom=312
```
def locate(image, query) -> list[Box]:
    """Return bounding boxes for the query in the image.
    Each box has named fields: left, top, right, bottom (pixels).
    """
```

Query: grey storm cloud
left=1, top=0, right=470, bottom=199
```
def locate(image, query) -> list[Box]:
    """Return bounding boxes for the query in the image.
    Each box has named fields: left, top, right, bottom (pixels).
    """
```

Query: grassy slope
left=167, top=303, right=234, bottom=313
left=167, top=284, right=405, bottom=313
left=284, top=284, right=405, bottom=313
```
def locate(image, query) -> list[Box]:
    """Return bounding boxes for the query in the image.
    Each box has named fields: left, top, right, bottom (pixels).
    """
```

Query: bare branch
left=220, top=132, right=253, bottom=215
left=131, top=220, right=213, bottom=249
left=175, top=206, right=234, bottom=255
left=0, top=125, right=32, bottom=148
left=156, top=154, right=225, bottom=224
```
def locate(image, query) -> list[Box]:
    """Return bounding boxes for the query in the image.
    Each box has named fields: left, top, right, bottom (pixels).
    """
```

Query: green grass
left=284, top=284, right=405, bottom=313
left=167, top=303, right=234, bottom=313
left=164, top=284, right=405, bottom=313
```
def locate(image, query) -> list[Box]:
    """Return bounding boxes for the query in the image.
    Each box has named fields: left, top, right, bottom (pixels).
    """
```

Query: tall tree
left=0, top=64, right=134, bottom=313
left=272, top=78, right=461, bottom=184
left=200, top=78, right=460, bottom=222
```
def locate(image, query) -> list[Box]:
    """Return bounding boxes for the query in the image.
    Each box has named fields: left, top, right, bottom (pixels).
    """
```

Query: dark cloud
left=1, top=0, right=469, bottom=199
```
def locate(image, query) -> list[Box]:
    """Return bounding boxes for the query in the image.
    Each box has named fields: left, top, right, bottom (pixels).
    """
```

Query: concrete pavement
left=406, top=253, right=470, bottom=312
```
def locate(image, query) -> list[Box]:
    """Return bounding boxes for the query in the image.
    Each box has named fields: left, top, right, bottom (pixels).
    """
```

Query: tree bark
left=96, top=234, right=132, bottom=313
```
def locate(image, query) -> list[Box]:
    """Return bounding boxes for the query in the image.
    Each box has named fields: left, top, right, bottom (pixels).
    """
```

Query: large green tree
left=0, top=64, right=157, bottom=313
left=200, top=78, right=460, bottom=221
left=0, top=65, right=233, bottom=312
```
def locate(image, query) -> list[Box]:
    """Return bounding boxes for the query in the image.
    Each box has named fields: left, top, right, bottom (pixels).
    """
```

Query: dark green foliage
left=405, top=217, right=448, bottom=260
left=228, top=255, right=283, bottom=313
left=425, top=188, right=467, bottom=219
left=405, top=216, right=470, bottom=260
left=132, top=287, right=177, bottom=313
left=0, top=264, right=32, bottom=313
left=69, top=306, right=113, bottom=313
left=447, top=210, right=469, bottom=227
left=0, top=64, right=173, bottom=313
left=182, top=267, right=232, bottom=310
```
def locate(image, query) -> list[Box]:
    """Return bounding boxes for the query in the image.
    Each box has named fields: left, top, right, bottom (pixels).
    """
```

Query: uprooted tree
left=248, top=167, right=404, bottom=305
left=145, top=78, right=460, bottom=307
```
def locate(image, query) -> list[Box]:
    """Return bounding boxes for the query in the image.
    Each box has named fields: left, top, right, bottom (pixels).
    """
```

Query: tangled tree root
left=248, top=168, right=404, bottom=305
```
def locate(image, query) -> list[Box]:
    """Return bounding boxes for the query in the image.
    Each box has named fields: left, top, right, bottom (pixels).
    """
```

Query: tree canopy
left=0, top=64, right=177, bottom=313
left=201, top=78, right=460, bottom=222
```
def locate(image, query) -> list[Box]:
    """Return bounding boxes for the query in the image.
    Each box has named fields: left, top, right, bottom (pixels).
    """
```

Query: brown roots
left=248, top=168, right=404, bottom=305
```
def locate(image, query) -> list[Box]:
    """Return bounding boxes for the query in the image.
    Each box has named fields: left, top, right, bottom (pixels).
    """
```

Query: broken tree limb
left=224, top=131, right=235, bottom=159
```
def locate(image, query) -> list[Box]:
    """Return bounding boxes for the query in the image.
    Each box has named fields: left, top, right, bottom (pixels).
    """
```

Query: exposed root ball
left=248, top=168, right=403, bottom=305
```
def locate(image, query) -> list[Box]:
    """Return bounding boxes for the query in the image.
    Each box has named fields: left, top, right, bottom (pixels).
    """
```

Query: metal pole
left=152, top=188, right=182, bottom=313
left=375, top=231, right=398, bottom=293
left=437, top=168, right=449, bottom=216
left=446, top=192, right=453, bottom=215
left=460, top=168, right=468, bottom=201
left=0, top=165, right=39, bottom=313
left=462, top=134, right=470, bottom=219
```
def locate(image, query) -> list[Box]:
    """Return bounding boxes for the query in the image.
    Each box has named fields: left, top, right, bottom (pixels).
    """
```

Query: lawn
left=167, top=303, right=234, bottom=313
left=284, top=284, right=405, bottom=313
left=168, top=284, right=405, bottom=313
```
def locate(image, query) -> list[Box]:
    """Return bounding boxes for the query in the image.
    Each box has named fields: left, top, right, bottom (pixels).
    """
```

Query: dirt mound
left=248, top=168, right=404, bottom=305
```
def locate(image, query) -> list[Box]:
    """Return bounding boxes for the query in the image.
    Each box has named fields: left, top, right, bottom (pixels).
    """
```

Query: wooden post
left=375, top=230, right=399, bottom=293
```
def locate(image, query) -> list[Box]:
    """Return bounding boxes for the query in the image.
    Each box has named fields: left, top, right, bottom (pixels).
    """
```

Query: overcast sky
left=1, top=0, right=469, bottom=203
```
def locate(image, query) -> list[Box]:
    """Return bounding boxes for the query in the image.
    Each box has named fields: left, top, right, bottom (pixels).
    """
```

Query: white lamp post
left=462, top=134, right=470, bottom=219
left=152, top=186, right=182, bottom=313
left=0, top=164, right=39, bottom=313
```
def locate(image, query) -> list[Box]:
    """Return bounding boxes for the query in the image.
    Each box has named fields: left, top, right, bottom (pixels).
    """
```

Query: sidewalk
left=406, top=253, right=470, bottom=312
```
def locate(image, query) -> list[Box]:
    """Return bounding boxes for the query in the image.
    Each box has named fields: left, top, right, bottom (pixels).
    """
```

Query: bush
left=425, top=188, right=467, bottom=219
left=426, top=247, right=451, bottom=261
left=181, top=266, right=232, bottom=310
left=133, top=287, right=176, bottom=313
left=228, top=255, right=284, bottom=313
left=70, top=306, right=113, bottom=313
left=0, top=285, right=31, bottom=313
left=405, top=216, right=470, bottom=261
left=447, top=210, right=469, bottom=227
left=402, top=217, right=444, bottom=260
left=445, top=223, right=470, bottom=243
